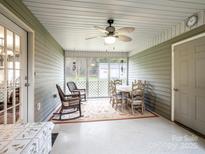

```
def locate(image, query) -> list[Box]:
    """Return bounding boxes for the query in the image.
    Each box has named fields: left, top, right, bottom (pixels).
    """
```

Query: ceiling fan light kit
left=104, top=36, right=116, bottom=44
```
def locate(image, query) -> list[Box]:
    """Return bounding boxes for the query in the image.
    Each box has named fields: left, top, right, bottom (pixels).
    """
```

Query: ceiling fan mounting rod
left=107, top=19, right=114, bottom=26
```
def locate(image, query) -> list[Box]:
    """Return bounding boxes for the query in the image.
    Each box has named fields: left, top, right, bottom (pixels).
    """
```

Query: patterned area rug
left=52, top=98, right=157, bottom=124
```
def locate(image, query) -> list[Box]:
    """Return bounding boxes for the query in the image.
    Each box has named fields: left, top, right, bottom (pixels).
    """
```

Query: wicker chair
left=127, top=80, right=145, bottom=114
left=53, top=84, right=82, bottom=120
left=67, top=81, right=86, bottom=101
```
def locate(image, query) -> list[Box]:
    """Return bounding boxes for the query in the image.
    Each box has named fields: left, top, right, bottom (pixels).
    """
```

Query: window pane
left=7, top=50, right=14, bottom=69
left=15, top=70, right=20, bottom=84
left=7, top=86, right=14, bottom=107
left=88, top=58, right=108, bottom=97
left=0, top=25, right=4, bottom=47
left=0, top=26, right=4, bottom=118
left=88, top=58, right=98, bottom=97
left=110, top=58, right=127, bottom=84
left=7, top=30, right=13, bottom=50
left=0, top=68, right=4, bottom=111
left=0, top=89, right=4, bottom=112
left=15, top=105, right=20, bottom=122
left=7, top=108, right=13, bottom=124
left=15, top=34, right=20, bottom=53
left=0, top=111, right=4, bottom=124
left=15, top=54, right=20, bottom=69
left=15, top=87, right=20, bottom=105
left=8, top=69, right=14, bottom=86
left=0, top=26, right=5, bottom=70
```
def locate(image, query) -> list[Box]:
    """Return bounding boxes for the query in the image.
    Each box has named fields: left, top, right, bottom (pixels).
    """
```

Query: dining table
left=116, top=85, right=132, bottom=93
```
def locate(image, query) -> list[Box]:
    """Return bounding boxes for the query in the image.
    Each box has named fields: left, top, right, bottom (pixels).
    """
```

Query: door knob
left=174, top=88, right=179, bottom=91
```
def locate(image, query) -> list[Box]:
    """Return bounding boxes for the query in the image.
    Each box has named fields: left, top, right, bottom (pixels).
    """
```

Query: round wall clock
left=186, top=15, right=198, bottom=28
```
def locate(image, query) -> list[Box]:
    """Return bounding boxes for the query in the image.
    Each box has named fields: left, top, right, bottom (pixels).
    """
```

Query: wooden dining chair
left=134, top=80, right=146, bottom=89
left=53, top=84, right=82, bottom=120
left=109, top=80, right=114, bottom=104
left=111, top=83, right=122, bottom=109
left=111, top=81, right=128, bottom=110
left=127, top=80, right=145, bottom=114
left=113, top=79, right=122, bottom=86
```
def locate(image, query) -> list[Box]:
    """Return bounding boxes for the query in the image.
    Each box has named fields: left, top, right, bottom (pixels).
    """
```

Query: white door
left=174, top=35, right=205, bottom=135
left=0, top=13, right=27, bottom=124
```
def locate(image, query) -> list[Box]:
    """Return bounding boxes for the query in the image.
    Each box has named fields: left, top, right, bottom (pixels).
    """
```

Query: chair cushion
left=63, top=99, right=80, bottom=106
left=80, top=91, right=86, bottom=95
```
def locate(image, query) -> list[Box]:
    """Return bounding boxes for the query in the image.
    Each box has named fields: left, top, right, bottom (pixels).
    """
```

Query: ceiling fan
left=86, top=19, right=135, bottom=44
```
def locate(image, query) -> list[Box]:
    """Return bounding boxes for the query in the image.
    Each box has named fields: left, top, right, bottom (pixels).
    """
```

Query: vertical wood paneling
left=130, top=11, right=205, bottom=56
left=129, top=24, right=205, bottom=120
left=0, top=0, right=64, bottom=121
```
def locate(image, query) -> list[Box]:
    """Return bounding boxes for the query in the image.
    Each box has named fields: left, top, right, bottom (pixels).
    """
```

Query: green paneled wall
left=0, top=0, right=64, bottom=121
left=129, top=24, right=205, bottom=119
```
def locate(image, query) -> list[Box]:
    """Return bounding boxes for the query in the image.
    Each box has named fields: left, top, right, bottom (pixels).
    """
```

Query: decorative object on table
left=127, top=80, right=145, bottom=114
left=67, top=81, right=86, bottom=102
left=54, top=84, right=82, bottom=120
left=0, top=122, right=54, bottom=154
left=85, top=19, right=135, bottom=44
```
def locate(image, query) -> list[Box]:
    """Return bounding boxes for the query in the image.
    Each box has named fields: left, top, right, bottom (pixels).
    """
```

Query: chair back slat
left=110, top=80, right=117, bottom=96
left=56, top=84, right=66, bottom=102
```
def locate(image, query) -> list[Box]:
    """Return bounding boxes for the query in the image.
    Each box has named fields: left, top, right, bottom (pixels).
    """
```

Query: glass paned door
left=65, top=57, right=87, bottom=93
left=110, top=58, right=127, bottom=84
left=88, top=58, right=108, bottom=97
left=0, top=14, right=27, bottom=124
left=65, top=57, right=127, bottom=98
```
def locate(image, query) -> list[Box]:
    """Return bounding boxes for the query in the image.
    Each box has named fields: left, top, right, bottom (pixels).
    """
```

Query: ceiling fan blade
left=116, top=27, right=135, bottom=34
left=117, top=35, right=132, bottom=42
left=85, top=35, right=105, bottom=40
left=94, top=26, right=108, bottom=34
left=85, top=36, right=99, bottom=40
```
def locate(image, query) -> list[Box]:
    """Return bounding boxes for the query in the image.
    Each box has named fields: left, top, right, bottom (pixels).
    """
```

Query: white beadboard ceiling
left=23, top=0, right=205, bottom=52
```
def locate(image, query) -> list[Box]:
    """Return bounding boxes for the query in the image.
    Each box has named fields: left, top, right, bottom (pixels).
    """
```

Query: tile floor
left=51, top=117, right=205, bottom=154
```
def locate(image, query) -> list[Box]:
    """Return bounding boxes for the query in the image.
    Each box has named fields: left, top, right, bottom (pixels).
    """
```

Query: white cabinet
left=0, top=122, right=54, bottom=154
